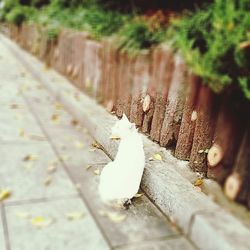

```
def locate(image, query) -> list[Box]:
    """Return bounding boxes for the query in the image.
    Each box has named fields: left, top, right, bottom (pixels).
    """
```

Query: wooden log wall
left=6, top=23, right=250, bottom=209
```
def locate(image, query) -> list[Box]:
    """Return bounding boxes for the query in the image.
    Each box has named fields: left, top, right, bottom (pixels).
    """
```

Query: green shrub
left=46, top=21, right=60, bottom=40
left=168, top=0, right=250, bottom=98
left=6, top=5, right=28, bottom=25
left=117, top=18, right=166, bottom=54
left=82, top=7, right=128, bottom=39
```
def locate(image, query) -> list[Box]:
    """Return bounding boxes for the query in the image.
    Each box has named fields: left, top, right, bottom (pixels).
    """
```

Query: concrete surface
left=0, top=36, right=196, bottom=250
left=2, top=32, right=250, bottom=250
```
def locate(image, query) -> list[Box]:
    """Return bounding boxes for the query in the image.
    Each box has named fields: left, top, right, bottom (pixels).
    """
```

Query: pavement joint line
left=18, top=84, right=114, bottom=250
left=1, top=204, right=11, bottom=250
left=3, top=194, right=81, bottom=207
left=0, top=141, right=49, bottom=145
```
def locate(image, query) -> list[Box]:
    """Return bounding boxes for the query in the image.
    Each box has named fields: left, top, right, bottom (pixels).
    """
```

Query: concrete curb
left=2, top=34, right=250, bottom=250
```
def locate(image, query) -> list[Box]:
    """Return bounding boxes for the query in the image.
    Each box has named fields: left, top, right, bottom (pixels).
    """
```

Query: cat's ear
left=129, top=123, right=136, bottom=130
left=122, top=113, right=129, bottom=122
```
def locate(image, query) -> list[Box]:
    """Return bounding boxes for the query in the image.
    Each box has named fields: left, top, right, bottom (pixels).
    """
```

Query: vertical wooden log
left=73, top=33, right=88, bottom=91
left=150, top=48, right=174, bottom=142
left=101, top=39, right=111, bottom=106
left=224, top=119, right=250, bottom=203
left=160, top=54, right=188, bottom=147
left=107, top=45, right=119, bottom=111
left=116, top=52, right=134, bottom=118
left=65, top=32, right=75, bottom=79
left=116, top=51, right=126, bottom=117
left=56, top=31, right=65, bottom=74
left=207, top=94, right=246, bottom=183
left=130, top=52, right=150, bottom=127
left=83, top=39, right=103, bottom=98
left=141, top=48, right=159, bottom=134
left=189, top=84, right=218, bottom=174
left=175, top=73, right=201, bottom=160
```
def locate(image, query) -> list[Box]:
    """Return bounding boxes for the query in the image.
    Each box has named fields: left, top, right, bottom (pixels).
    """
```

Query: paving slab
left=0, top=106, right=45, bottom=142
left=116, top=236, right=195, bottom=250
left=0, top=143, right=77, bottom=202
left=5, top=198, right=110, bottom=250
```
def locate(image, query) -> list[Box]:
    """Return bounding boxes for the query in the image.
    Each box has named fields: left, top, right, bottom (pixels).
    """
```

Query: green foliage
left=82, top=7, right=128, bottom=39
left=117, top=19, right=166, bottom=54
left=168, top=0, right=250, bottom=98
left=2, top=0, right=249, bottom=99
left=46, top=21, right=60, bottom=40
left=5, top=5, right=29, bottom=25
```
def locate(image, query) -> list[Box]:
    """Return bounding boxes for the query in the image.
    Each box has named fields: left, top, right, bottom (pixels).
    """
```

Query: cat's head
left=111, top=114, right=136, bottom=138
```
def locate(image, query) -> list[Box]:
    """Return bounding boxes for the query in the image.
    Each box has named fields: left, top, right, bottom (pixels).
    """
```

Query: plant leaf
left=0, top=189, right=11, bottom=201
left=65, top=212, right=85, bottom=220
left=193, top=178, right=204, bottom=186
left=153, top=154, right=162, bottom=161
left=31, top=216, right=52, bottom=228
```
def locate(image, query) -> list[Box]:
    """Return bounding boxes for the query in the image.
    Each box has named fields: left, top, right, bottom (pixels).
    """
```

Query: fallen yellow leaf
left=94, top=169, right=100, bottom=175
left=0, top=189, right=11, bottom=201
left=31, top=216, right=52, bottom=228
left=86, top=165, right=92, bottom=170
left=74, top=141, right=84, bottom=149
left=134, top=193, right=143, bottom=198
left=55, top=102, right=63, bottom=110
left=47, top=164, right=57, bottom=173
left=19, top=128, right=25, bottom=137
left=99, top=211, right=126, bottom=223
left=153, top=154, right=162, bottom=161
left=65, top=212, right=84, bottom=220
left=44, top=176, right=53, bottom=186
left=51, top=114, right=60, bottom=124
left=193, top=178, right=204, bottom=186
left=15, top=211, right=30, bottom=219
left=110, top=135, right=121, bottom=140
left=23, top=154, right=39, bottom=162
left=92, top=142, right=102, bottom=149
left=71, top=119, right=79, bottom=126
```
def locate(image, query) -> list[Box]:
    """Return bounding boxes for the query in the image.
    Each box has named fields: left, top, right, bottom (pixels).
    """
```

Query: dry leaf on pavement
left=134, top=193, right=143, bottom=198
left=23, top=154, right=39, bottom=162
left=31, top=216, right=53, bottom=228
left=44, top=176, right=53, bottom=186
left=19, top=128, right=25, bottom=137
left=65, top=212, right=85, bottom=220
left=193, top=178, right=204, bottom=186
left=15, top=211, right=31, bottom=219
left=74, top=141, right=84, bottom=149
left=153, top=154, right=162, bottom=161
left=0, top=189, right=11, bottom=201
left=94, top=169, right=100, bottom=175
left=99, top=211, right=127, bottom=223
left=51, top=114, right=60, bottom=124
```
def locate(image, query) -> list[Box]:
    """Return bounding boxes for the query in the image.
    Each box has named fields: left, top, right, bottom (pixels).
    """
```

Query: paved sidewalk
left=0, top=40, right=196, bottom=250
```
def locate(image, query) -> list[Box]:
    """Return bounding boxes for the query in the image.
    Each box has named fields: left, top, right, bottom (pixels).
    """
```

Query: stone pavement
left=0, top=40, right=196, bottom=250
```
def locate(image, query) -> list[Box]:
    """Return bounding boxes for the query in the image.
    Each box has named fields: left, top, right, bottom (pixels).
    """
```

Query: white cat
left=98, top=114, right=145, bottom=206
